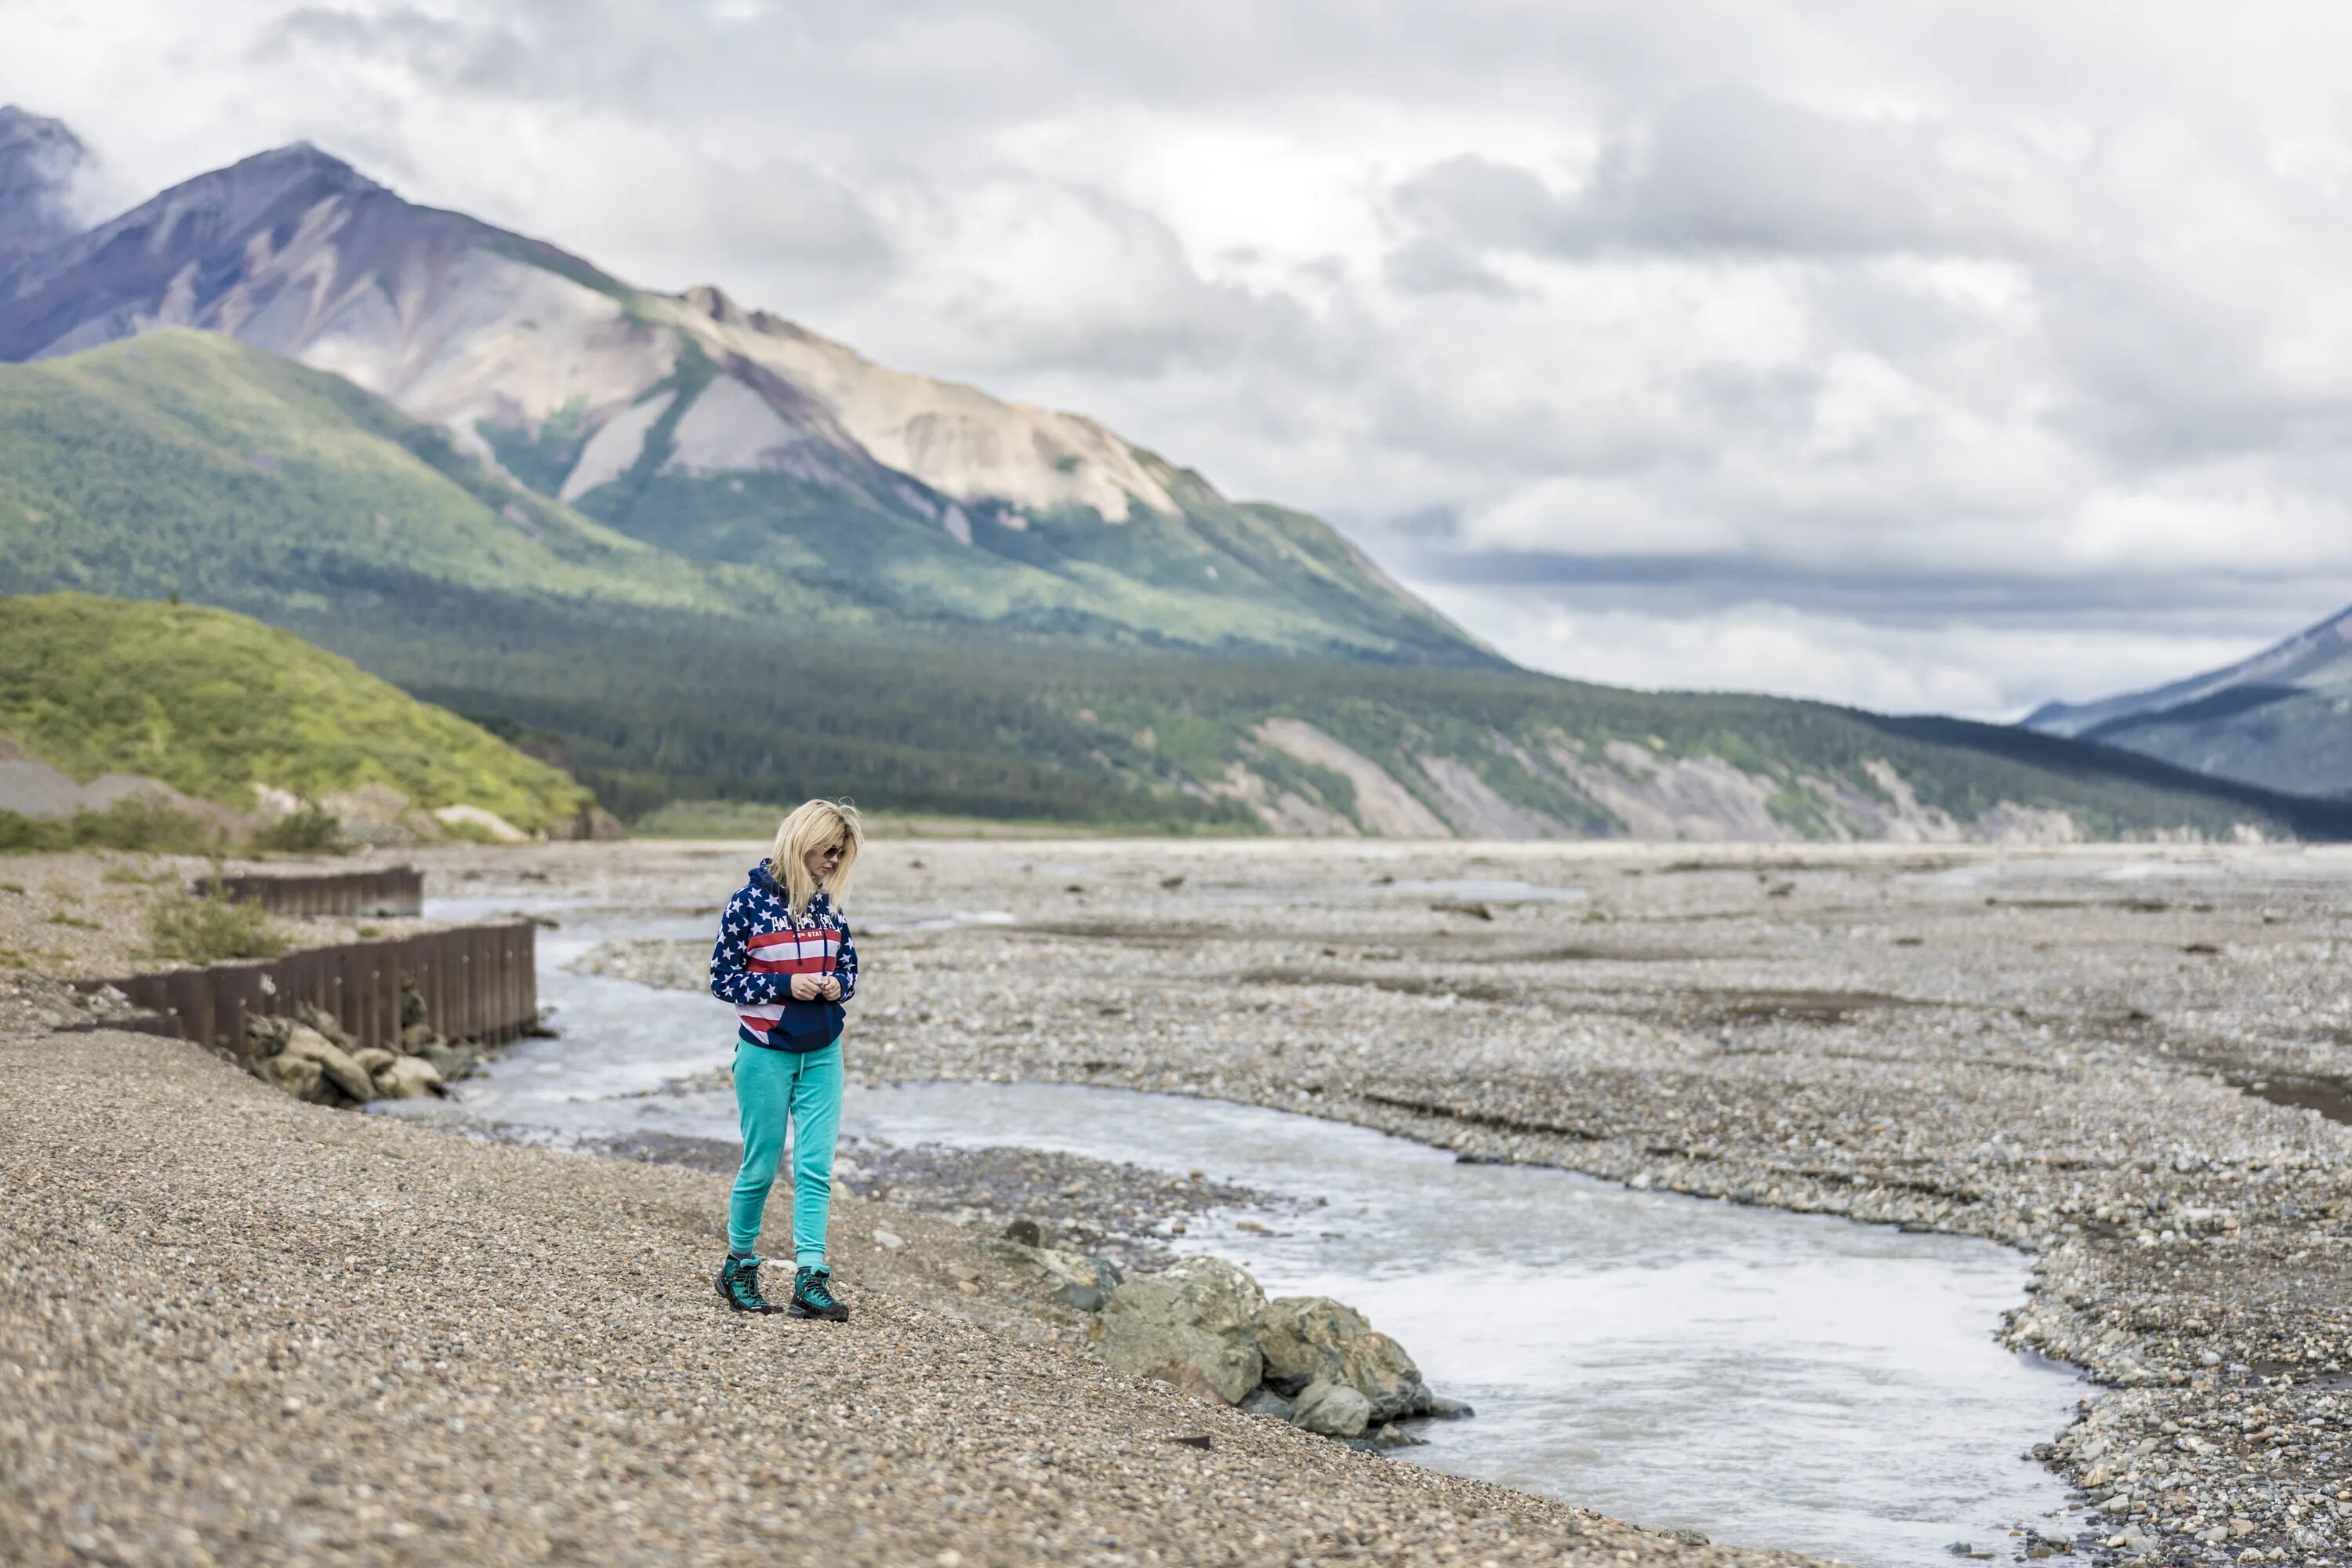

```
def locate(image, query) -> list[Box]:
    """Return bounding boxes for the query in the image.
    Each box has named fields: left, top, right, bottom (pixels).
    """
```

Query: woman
left=708, top=798, right=862, bottom=1319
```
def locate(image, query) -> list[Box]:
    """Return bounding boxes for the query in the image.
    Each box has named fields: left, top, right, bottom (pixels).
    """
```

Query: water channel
left=387, top=897, right=2085, bottom=1567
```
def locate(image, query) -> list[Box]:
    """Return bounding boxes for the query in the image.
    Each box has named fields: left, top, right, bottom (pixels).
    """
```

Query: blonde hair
left=768, top=799, right=862, bottom=916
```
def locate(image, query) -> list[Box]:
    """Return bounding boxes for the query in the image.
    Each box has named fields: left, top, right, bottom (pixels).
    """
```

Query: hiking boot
left=789, top=1265, right=849, bottom=1322
left=716, top=1254, right=778, bottom=1314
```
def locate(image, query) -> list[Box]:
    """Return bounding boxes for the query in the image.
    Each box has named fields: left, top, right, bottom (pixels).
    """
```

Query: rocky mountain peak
left=200, top=140, right=386, bottom=209
left=0, top=106, right=93, bottom=267
left=0, top=135, right=439, bottom=360
left=679, top=282, right=739, bottom=322
left=0, top=105, right=79, bottom=150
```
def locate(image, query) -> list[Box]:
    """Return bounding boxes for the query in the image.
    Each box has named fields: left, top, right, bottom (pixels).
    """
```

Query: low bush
left=147, top=879, right=288, bottom=964
left=250, top=804, right=347, bottom=854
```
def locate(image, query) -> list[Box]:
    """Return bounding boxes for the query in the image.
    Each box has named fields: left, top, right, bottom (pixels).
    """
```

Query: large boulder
left=278, top=1023, right=376, bottom=1103
left=1290, top=1379, right=1373, bottom=1438
left=1250, top=1296, right=1429, bottom=1421
left=412, top=1040, right=480, bottom=1082
left=1091, top=1258, right=1266, bottom=1404
left=1032, top=1247, right=1123, bottom=1295
left=259, top=1049, right=332, bottom=1104
left=1002, top=1244, right=1125, bottom=1312
left=294, top=1004, right=358, bottom=1051
left=1145, top=1362, right=1229, bottom=1406
left=372, top=1053, right=446, bottom=1099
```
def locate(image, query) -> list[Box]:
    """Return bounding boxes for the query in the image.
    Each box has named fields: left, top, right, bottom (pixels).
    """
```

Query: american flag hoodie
left=709, top=861, right=859, bottom=1052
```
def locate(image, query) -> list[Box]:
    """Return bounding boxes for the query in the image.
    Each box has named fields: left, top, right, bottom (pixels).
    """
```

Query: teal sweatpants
left=728, top=1036, right=842, bottom=1268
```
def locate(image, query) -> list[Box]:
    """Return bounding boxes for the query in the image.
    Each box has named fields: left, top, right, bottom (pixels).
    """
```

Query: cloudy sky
left=13, top=0, right=2352, bottom=717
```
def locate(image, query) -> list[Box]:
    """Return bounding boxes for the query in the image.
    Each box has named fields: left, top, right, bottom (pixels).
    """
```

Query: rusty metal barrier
left=198, top=866, right=425, bottom=917
left=78, top=923, right=536, bottom=1066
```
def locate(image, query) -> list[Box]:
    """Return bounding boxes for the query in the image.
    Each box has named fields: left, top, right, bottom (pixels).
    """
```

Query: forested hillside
left=0, top=334, right=2337, bottom=841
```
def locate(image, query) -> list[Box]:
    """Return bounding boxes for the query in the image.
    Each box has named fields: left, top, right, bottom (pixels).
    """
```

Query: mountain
left=0, top=137, right=1479, bottom=665
left=0, top=328, right=744, bottom=617
left=0, top=592, right=593, bottom=834
left=2022, top=604, right=2352, bottom=798
left=2, top=124, right=2346, bottom=842
left=2, top=336, right=2326, bottom=840
left=7, top=336, right=2341, bottom=846
left=0, top=107, right=89, bottom=268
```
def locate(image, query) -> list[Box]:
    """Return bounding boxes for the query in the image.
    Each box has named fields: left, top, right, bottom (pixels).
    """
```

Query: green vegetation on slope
left=2021, top=605, right=2352, bottom=799
left=0, top=798, right=227, bottom=855
left=301, top=583, right=2352, bottom=841
left=2056, top=686, right=2352, bottom=801
left=0, top=330, right=781, bottom=620
left=1, top=330, right=1492, bottom=666
left=528, top=337, right=1486, bottom=665
left=5, top=332, right=2343, bottom=840
left=0, top=593, right=593, bottom=832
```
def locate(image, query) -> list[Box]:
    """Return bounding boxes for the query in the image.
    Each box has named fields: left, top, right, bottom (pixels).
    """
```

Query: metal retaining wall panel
left=198, top=867, right=425, bottom=918
left=80, top=923, right=536, bottom=1062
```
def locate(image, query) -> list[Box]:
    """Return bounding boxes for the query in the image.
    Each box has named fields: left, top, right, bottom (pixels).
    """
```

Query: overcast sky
left=13, top=0, right=2352, bottom=717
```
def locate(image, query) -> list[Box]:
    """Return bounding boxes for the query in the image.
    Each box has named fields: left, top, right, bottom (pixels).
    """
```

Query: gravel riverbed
left=9, top=834, right=2352, bottom=1567
left=0, top=1008, right=1798, bottom=1568
left=555, top=837, right=2352, bottom=1567
left=587, top=1128, right=1277, bottom=1274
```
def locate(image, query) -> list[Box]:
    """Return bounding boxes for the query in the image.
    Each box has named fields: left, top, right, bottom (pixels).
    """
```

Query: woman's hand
left=815, top=975, right=842, bottom=1002
left=790, top=974, right=826, bottom=1001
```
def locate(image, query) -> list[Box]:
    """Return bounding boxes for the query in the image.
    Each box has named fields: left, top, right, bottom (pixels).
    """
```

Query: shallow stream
left=389, top=897, right=2084, bottom=1566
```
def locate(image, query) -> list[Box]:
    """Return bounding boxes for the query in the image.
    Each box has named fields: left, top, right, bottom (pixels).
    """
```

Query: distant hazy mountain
left=2023, top=605, right=2352, bottom=798
left=0, top=107, right=89, bottom=268
left=0, top=135, right=1477, bottom=665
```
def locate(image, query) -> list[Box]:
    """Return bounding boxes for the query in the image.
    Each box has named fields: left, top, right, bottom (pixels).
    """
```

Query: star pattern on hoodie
left=709, top=863, right=859, bottom=1027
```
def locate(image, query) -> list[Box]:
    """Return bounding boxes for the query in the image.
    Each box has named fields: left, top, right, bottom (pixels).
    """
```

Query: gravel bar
left=0, top=1006, right=1802, bottom=1568
left=558, top=837, right=2352, bottom=1566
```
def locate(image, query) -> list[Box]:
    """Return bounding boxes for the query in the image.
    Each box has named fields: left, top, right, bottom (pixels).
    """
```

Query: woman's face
left=804, top=839, right=844, bottom=883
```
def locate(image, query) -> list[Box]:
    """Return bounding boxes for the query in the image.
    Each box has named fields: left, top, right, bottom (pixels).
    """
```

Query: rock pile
left=390, top=981, right=486, bottom=1085
left=1075, top=1254, right=1467, bottom=1446
left=243, top=999, right=467, bottom=1109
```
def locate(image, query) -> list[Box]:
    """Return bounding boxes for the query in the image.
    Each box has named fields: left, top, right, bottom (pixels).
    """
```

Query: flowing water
left=386, top=898, right=2084, bottom=1566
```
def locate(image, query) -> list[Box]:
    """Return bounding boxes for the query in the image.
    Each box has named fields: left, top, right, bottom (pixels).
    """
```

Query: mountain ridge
left=2021, top=602, right=2352, bottom=798
left=2, top=115, right=2345, bottom=840
left=0, top=126, right=1483, bottom=667
left=0, top=107, right=90, bottom=269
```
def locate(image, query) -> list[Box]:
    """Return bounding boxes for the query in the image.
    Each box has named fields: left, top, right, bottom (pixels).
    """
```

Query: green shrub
left=250, top=804, right=347, bottom=854
left=147, top=880, right=288, bottom=964
left=0, top=801, right=223, bottom=855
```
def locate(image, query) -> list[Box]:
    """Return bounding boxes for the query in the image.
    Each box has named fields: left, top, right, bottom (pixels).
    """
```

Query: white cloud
left=8, top=0, right=2352, bottom=717
left=1414, top=589, right=2278, bottom=721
